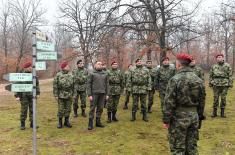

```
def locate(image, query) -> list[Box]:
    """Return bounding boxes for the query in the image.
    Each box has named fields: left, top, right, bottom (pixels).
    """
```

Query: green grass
left=0, top=80, right=235, bottom=155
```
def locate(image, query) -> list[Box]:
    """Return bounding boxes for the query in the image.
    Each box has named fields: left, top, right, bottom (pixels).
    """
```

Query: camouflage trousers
left=89, top=94, right=105, bottom=119
left=132, top=94, right=147, bottom=112
left=147, top=89, right=155, bottom=108
left=107, top=95, right=120, bottom=112
left=168, top=111, right=199, bottom=155
left=57, top=98, right=72, bottom=118
left=73, top=91, right=87, bottom=110
left=125, top=90, right=131, bottom=104
left=212, top=86, right=229, bottom=109
left=159, top=90, right=166, bottom=113
left=20, top=96, right=33, bottom=122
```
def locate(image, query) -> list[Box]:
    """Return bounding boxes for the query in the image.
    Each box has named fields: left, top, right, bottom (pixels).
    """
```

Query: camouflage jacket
left=162, top=67, right=206, bottom=124
left=107, top=69, right=124, bottom=95
left=14, top=71, right=40, bottom=98
left=53, top=70, right=75, bottom=99
left=191, top=65, right=204, bottom=81
left=154, top=65, right=176, bottom=91
left=87, top=70, right=109, bottom=96
left=72, top=67, right=88, bottom=92
left=127, top=65, right=151, bottom=94
left=209, top=62, right=233, bottom=87
left=147, top=67, right=156, bottom=90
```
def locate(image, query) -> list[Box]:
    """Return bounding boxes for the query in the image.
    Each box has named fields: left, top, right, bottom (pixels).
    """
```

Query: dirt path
left=0, top=78, right=53, bottom=95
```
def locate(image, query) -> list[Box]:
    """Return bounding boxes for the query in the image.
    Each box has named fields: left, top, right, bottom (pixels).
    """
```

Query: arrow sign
left=36, top=31, right=46, bottom=41
left=5, top=84, right=33, bottom=92
left=36, top=61, right=46, bottom=70
left=37, top=52, right=57, bottom=60
left=3, top=73, right=32, bottom=82
left=37, top=41, right=55, bottom=52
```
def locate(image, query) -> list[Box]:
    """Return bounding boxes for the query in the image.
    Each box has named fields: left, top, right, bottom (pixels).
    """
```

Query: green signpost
left=36, top=61, right=46, bottom=70
left=37, top=52, right=57, bottom=60
left=36, top=41, right=55, bottom=51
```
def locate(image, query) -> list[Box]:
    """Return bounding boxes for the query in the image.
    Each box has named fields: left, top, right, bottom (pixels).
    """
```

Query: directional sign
left=37, top=41, right=55, bottom=52
left=36, top=61, right=46, bottom=70
left=3, top=73, right=32, bottom=82
left=5, top=84, right=33, bottom=92
left=36, top=31, right=46, bottom=41
left=37, top=52, right=57, bottom=60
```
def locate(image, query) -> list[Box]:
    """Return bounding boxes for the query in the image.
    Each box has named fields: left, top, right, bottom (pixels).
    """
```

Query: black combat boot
left=81, top=109, right=87, bottom=117
left=148, top=105, right=152, bottom=113
left=107, top=112, right=112, bottom=123
left=20, top=121, right=25, bottom=130
left=64, top=117, right=72, bottom=128
left=88, top=118, right=94, bottom=130
left=73, top=108, right=78, bottom=117
left=57, top=117, right=63, bottom=129
left=96, top=117, right=105, bottom=128
left=112, top=110, right=118, bottom=122
left=211, top=108, right=217, bottom=118
left=221, top=108, right=226, bottom=118
left=123, top=102, right=128, bottom=110
left=142, top=110, right=149, bottom=122
left=130, top=111, right=136, bottom=121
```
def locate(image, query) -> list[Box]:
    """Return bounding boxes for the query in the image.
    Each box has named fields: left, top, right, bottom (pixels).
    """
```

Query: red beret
left=161, top=56, right=169, bottom=62
left=23, top=62, right=32, bottom=68
left=111, top=61, right=117, bottom=65
left=215, top=53, right=224, bottom=58
left=60, top=61, right=68, bottom=69
left=176, top=53, right=192, bottom=62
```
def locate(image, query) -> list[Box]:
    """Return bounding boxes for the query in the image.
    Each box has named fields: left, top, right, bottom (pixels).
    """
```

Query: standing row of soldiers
left=15, top=52, right=232, bottom=154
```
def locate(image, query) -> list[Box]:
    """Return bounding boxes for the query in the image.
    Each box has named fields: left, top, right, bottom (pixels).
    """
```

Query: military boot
left=73, top=108, right=78, bottom=117
left=148, top=105, right=152, bottom=113
left=57, top=117, right=63, bottom=129
left=211, top=108, right=217, bottom=118
left=81, top=109, right=87, bottom=117
left=96, top=117, right=105, bottom=128
left=20, top=121, right=25, bottom=130
left=123, top=102, right=128, bottom=110
left=130, top=111, right=136, bottom=121
left=112, top=110, right=118, bottom=122
left=107, top=112, right=112, bottom=123
left=64, top=117, right=72, bottom=128
left=88, top=118, right=93, bottom=130
left=221, top=108, right=226, bottom=118
left=142, top=110, right=149, bottom=122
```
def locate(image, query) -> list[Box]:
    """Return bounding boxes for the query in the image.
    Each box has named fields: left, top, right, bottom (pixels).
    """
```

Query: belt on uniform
left=176, top=107, right=197, bottom=112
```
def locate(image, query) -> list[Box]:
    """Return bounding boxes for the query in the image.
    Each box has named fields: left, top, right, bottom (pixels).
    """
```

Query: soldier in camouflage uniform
left=190, top=58, right=204, bottom=81
left=163, top=53, right=206, bottom=155
left=72, top=60, right=88, bottom=117
left=53, top=61, right=75, bottom=128
left=209, top=54, right=233, bottom=118
left=15, top=62, right=40, bottom=130
left=123, top=64, right=133, bottom=110
left=146, top=60, right=156, bottom=113
left=87, top=61, right=109, bottom=130
left=106, top=61, right=124, bottom=123
left=154, top=57, right=175, bottom=113
left=127, top=58, right=151, bottom=122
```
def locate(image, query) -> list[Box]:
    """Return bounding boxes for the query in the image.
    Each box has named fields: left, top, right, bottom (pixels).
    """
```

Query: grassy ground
left=0, top=80, right=235, bottom=155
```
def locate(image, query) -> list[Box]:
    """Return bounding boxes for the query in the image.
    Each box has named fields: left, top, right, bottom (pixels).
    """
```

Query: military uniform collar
left=177, top=67, right=193, bottom=74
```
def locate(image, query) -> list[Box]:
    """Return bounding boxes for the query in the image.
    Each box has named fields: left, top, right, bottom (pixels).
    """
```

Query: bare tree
left=0, top=0, right=11, bottom=73
left=10, top=0, right=46, bottom=71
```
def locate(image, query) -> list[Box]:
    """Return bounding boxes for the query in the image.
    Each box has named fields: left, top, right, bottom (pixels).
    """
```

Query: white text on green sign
left=36, top=61, right=46, bottom=70
left=8, top=73, right=32, bottom=81
left=37, top=52, right=57, bottom=60
left=37, top=41, right=55, bottom=51
left=11, top=84, right=33, bottom=92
